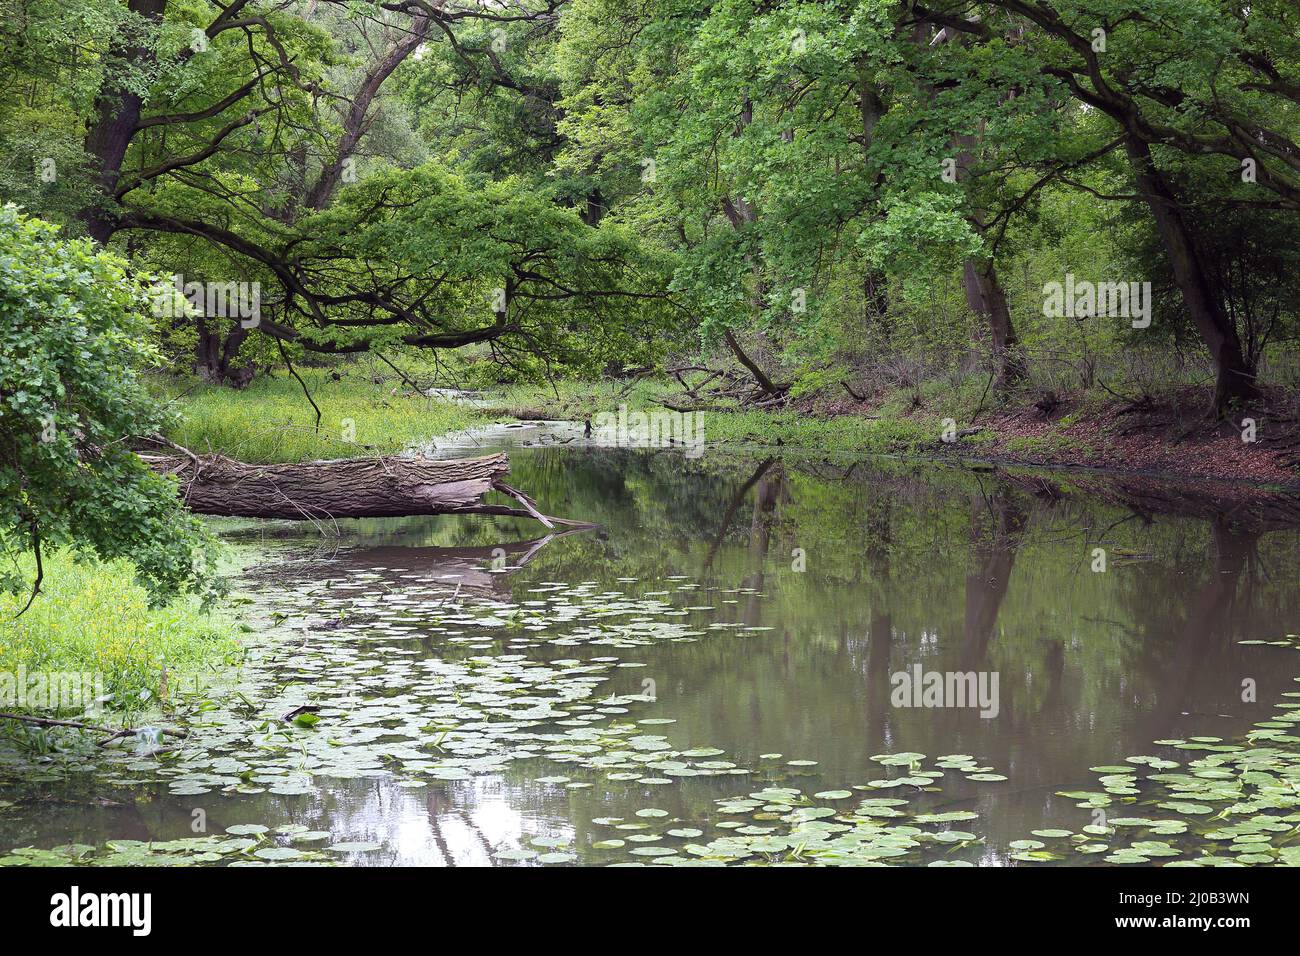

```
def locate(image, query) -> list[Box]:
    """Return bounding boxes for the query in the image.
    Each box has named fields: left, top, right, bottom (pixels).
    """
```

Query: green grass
left=1002, top=430, right=1087, bottom=458
left=153, top=361, right=979, bottom=461
left=690, top=407, right=939, bottom=455
left=482, top=378, right=968, bottom=456
left=158, top=368, right=493, bottom=463
left=483, top=378, right=666, bottom=420
left=159, top=362, right=1051, bottom=465
left=0, top=550, right=240, bottom=719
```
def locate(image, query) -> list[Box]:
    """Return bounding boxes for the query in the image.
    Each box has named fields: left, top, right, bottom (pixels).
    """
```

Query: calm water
left=3, top=440, right=1299, bottom=865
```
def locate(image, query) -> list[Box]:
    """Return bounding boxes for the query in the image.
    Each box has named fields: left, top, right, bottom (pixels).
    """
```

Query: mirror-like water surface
left=3, top=444, right=1299, bottom=866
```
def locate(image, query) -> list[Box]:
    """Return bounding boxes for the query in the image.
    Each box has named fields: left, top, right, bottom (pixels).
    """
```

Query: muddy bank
left=788, top=386, right=1300, bottom=488
left=459, top=385, right=1300, bottom=490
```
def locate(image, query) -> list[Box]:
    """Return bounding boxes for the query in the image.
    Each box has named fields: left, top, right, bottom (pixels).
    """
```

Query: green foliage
left=0, top=206, right=218, bottom=603
left=552, top=0, right=1299, bottom=398
left=294, top=163, right=681, bottom=372
left=1, top=0, right=1297, bottom=415
left=0, top=548, right=237, bottom=717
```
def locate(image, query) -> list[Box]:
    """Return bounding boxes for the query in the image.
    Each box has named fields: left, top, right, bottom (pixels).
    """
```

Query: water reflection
left=3, top=447, right=1299, bottom=865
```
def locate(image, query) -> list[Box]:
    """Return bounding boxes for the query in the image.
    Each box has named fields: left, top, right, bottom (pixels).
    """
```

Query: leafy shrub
left=0, top=206, right=219, bottom=605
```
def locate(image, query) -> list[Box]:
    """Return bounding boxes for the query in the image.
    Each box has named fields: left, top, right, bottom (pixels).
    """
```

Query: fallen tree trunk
left=142, top=450, right=593, bottom=527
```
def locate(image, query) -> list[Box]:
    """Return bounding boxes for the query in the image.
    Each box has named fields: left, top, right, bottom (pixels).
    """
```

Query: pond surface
left=3, top=441, right=1300, bottom=866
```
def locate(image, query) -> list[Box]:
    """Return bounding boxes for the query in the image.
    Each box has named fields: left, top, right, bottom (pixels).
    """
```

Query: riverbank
left=12, top=368, right=1281, bottom=739
left=147, top=367, right=1300, bottom=488
left=3, top=369, right=492, bottom=747
left=0, top=550, right=240, bottom=729
left=480, top=379, right=1300, bottom=489
left=157, top=367, right=495, bottom=463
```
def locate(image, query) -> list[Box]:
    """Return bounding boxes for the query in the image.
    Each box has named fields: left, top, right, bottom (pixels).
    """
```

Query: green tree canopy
left=0, top=205, right=218, bottom=606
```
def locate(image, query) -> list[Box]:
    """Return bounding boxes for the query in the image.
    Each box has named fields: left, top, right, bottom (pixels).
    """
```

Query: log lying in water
left=142, top=450, right=593, bottom=527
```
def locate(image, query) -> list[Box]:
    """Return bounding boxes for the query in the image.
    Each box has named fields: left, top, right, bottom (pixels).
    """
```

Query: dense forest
left=2, top=0, right=1294, bottom=596
left=1, top=0, right=1299, bottom=889
left=5, top=0, right=1298, bottom=396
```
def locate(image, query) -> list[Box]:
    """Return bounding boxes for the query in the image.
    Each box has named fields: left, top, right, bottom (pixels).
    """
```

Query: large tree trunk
left=302, top=14, right=430, bottom=212
left=1125, top=137, right=1258, bottom=413
left=194, top=318, right=255, bottom=387
left=858, top=57, right=892, bottom=341
left=143, top=451, right=591, bottom=526
left=82, top=0, right=168, bottom=242
left=963, top=257, right=1025, bottom=392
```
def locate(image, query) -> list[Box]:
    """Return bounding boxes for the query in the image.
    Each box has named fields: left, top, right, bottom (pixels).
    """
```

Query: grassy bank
left=156, top=360, right=1298, bottom=482
left=0, top=551, right=240, bottom=721
left=483, top=376, right=1299, bottom=484
left=158, top=360, right=988, bottom=464
left=484, top=377, right=982, bottom=456
left=158, top=367, right=494, bottom=463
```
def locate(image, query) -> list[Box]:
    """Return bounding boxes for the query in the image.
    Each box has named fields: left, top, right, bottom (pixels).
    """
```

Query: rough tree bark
left=194, top=317, right=255, bottom=387
left=1124, top=138, right=1259, bottom=413
left=143, top=451, right=591, bottom=526
left=963, top=257, right=1026, bottom=392
left=301, top=14, right=431, bottom=213
left=82, top=0, right=168, bottom=243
